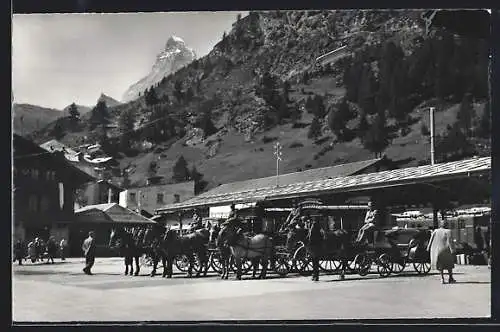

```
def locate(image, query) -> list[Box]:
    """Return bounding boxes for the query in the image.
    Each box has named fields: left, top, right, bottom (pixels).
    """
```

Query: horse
left=286, top=225, right=352, bottom=280
left=210, top=222, right=233, bottom=279
left=109, top=226, right=145, bottom=276
left=217, top=223, right=274, bottom=280
left=158, top=228, right=210, bottom=278
left=142, top=224, right=169, bottom=277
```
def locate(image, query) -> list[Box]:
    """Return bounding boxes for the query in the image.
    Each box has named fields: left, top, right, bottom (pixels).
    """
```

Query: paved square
left=12, top=258, right=491, bottom=322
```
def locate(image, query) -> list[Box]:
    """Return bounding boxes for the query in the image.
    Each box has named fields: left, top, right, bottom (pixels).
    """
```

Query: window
left=174, top=194, right=180, bottom=203
left=157, top=193, right=164, bottom=204
left=129, top=192, right=137, bottom=203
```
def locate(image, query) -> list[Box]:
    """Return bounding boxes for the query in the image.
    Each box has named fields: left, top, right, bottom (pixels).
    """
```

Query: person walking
left=82, top=231, right=96, bottom=275
left=59, top=238, right=68, bottom=261
left=14, top=239, right=24, bottom=265
left=46, top=236, right=57, bottom=264
left=308, top=217, right=325, bottom=282
left=426, top=220, right=456, bottom=284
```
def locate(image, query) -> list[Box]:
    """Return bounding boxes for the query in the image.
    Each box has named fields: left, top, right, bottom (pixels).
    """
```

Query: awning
left=75, top=203, right=157, bottom=225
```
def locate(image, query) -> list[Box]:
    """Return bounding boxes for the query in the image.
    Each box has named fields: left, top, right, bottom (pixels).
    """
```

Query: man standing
left=308, top=217, right=324, bottom=282
left=14, top=239, right=24, bottom=265
left=59, top=238, right=67, bottom=261
left=82, top=231, right=96, bottom=275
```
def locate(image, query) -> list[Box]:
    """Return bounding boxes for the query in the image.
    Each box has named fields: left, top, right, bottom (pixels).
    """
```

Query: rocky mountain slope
left=97, top=93, right=122, bottom=108
left=31, top=10, right=490, bottom=191
left=121, top=36, right=197, bottom=103
left=14, top=93, right=120, bottom=135
left=13, top=103, right=64, bottom=135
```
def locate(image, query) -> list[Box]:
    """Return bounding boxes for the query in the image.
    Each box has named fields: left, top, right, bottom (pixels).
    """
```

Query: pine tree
left=197, top=104, right=218, bottom=138
left=68, top=103, right=80, bottom=121
left=145, top=104, right=173, bottom=143
left=357, top=111, right=370, bottom=140
left=50, top=121, right=65, bottom=140
left=308, top=116, right=321, bottom=139
left=456, top=93, right=476, bottom=137
left=357, top=64, right=378, bottom=115
left=118, top=108, right=135, bottom=150
left=363, top=110, right=390, bottom=158
left=89, top=100, right=109, bottom=130
left=145, top=88, right=159, bottom=106
left=172, top=155, right=190, bottom=182
left=189, top=165, right=208, bottom=195
left=435, top=121, right=476, bottom=162
left=173, top=80, right=184, bottom=103
left=328, top=98, right=352, bottom=140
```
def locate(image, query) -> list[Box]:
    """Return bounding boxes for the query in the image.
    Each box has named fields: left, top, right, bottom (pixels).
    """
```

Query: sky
left=12, top=12, right=247, bottom=110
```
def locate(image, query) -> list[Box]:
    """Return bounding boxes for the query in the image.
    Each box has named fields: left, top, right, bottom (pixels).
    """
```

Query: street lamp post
left=274, top=142, right=282, bottom=187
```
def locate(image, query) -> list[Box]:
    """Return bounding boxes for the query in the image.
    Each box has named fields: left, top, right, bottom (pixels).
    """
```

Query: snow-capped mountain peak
left=122, top=35, right=196, bottom=103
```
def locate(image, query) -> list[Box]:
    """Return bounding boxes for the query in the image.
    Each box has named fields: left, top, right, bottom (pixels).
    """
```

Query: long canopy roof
left=155, top=157, right=490, bottom=214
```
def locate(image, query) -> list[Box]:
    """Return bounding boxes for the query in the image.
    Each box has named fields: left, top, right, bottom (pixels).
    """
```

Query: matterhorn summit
left=121, top=36, right=196, bottom=103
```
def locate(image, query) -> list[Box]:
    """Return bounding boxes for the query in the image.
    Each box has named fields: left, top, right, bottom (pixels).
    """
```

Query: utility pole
left=430, top=107, right=435, bottom=165
left=273, top=141, right=282, bottom=187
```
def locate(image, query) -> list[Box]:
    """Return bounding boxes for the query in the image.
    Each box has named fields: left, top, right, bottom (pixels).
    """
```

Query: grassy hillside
left=29, top=10, right=490, bottom=191
left=13, top=104, right=64, bottom=135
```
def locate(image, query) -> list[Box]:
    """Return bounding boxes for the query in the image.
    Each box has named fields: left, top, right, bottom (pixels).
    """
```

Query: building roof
left=40, top=139, right=78, bottom=156
left=156, top=157, right=490, bottom=214
left=75, top=203, right=157, bottom=225
left=14, top=134, right=95, bottom=185
left=203, top=158, right=384, bottom=198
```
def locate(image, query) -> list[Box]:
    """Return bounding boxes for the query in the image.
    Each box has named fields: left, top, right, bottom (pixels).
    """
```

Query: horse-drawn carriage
left=353, top=227, right=431, bottom=277
left=278, top=200, right=432, bottom=279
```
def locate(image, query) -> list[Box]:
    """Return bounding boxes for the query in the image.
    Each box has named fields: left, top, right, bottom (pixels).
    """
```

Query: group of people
left=13, top=236, right=68, bottom=265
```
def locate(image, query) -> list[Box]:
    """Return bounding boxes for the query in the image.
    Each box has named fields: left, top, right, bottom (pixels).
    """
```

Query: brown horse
left=109, top=226, right=145, bottom=276
left=159, top=228, right=210, bottom=278
left=210, top=223, right=232, bottom=279
left=217, top=224, right=273, bottom=280
left=286, top=226, right=352, bottom=280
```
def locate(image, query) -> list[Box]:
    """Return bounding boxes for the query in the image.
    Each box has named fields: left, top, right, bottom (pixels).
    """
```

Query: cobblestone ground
left=12, top=257, right=491, bottom=322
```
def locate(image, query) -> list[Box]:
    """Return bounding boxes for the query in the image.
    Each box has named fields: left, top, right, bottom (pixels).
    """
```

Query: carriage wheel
left=413, top=262, right=431, bottom=275
left=209, top=251, right=223, bottom=274
left=273, top=253, right=292, bottom=276
left=174, top=254, right=189, bottom=272
left=347, top=258, right=358, bottom=272
left=354, top=253, right=371, bottom=276
left=230, top=256, right=253, bottom=275
left=293, top=246, right=313, bottom=276
left=139, top=254, right=153, bottom=267
left=192, top=255, right=204, bottom=272
left=392, top=260, right=406, bottom=274
left=319, top=258, right=341, bottom=273
left=376, top=254, right=393, bottom=278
